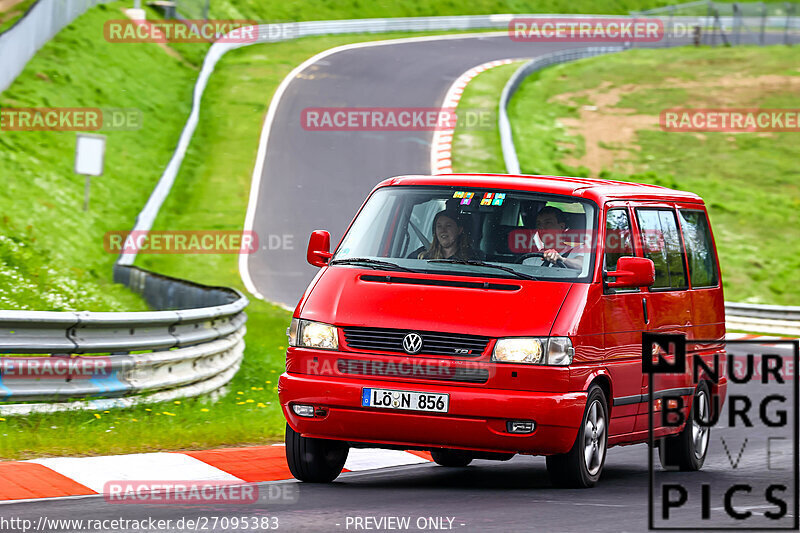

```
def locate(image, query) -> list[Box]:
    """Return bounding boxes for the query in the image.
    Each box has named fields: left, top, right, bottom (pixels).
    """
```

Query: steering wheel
left=514, top=251, right=567, bottom=268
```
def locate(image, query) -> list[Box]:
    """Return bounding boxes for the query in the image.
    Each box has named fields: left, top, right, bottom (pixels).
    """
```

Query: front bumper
left=279, top=372, right=587, bottom=455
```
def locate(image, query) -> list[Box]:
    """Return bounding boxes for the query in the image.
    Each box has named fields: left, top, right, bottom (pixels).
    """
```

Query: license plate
left=361, top=388, right=449, bottom=413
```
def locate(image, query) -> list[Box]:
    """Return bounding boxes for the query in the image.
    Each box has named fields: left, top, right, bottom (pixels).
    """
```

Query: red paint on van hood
left=298, top=266, right=572, bottom=337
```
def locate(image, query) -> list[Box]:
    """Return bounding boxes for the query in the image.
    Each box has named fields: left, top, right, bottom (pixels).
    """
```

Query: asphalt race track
left=3, top=351, right=796, bottom=532
left=6, top=35, right=796, bottom=533
left=244, top=31, right=784, bottom=308
left=246, top=35, right=611, bottom=307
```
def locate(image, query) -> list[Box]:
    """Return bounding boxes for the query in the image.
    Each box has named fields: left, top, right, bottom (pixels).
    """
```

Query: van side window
left=678, top=210, right=719, bottom=288
left=604, top=208, right=634, bottom=273
left=635, top=209, right=688, bottom=290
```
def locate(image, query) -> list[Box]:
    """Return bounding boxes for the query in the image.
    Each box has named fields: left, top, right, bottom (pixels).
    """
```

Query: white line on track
left=429, top=58, right=522, bottom=174
left=238, top=31, right=509, bottom=302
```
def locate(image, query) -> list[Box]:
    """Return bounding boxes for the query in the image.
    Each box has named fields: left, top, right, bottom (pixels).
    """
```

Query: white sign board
left=75, top=134, right=106, bottom=176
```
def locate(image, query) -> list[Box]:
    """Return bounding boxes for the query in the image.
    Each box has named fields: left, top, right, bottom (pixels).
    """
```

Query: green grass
left=451, top=61, right=523, bottom=173
left=4, top=0, right=798, bottom=458
left=452, top=45, right=800, bottom=306
left=0, top=29, right=519, bottom=459
left=0, top=2, right=207, bottom=311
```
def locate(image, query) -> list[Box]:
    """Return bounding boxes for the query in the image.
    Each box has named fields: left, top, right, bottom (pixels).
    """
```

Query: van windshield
left=332, top=186, right=597, bottom=282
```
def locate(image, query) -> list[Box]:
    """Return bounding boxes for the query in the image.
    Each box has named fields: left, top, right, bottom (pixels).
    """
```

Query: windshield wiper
left=427, top=259, right=539, bottom=281
left=329, top=257, right=417, bottom=272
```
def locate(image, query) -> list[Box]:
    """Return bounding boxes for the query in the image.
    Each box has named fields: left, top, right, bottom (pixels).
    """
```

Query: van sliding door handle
left=642, top=297, right=649, bottom=325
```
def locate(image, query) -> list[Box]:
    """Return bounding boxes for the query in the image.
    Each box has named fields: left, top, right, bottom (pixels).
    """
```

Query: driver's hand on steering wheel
left=542, top=249, right=563, bottom=264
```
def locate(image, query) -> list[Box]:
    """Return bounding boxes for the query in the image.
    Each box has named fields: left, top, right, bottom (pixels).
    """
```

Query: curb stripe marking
left=0, top=462, right=96, bottom=501
left=28, top=452, right=241, bottom=493
left=1, top=448, right=434, bottom=502
left=184, top=446, right=293, bottom=483
left=430, top=58, right=518, bottom=175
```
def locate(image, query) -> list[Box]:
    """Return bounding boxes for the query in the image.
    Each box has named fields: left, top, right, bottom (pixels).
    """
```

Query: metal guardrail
left=725, top=302, right=800, bottom=321
left=3, top=11, right=797, bottom=417
left=122, top=14, right=683, bottom=267
left=725, top=302, right=800, bottom=336
left=117, top=16, right=517, bottom=265
left=0, top=266, right=247, bottom=415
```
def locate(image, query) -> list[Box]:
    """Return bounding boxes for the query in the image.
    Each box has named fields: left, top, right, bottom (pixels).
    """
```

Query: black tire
left=431, top=449, right=473, bottom=467
left=546, top=385, right=609, bottom=488
left=659, top=382, right=711, bottom=471
left=285, top=423, right=349, bottom=482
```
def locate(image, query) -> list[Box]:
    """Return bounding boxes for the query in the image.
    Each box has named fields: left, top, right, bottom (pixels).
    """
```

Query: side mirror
left=606, top=256, right=655, bottom=289
left=307, top=230, right=333, bottom=267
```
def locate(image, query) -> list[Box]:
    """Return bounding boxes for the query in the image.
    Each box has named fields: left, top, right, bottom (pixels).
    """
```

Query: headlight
left=492, top=337, right=573, bottom=366
left=493, top=338, right=544, bottom=364
left=287, top=318, right=339, bottom=350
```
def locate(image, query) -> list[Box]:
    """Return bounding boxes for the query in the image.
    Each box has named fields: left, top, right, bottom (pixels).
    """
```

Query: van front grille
left=337, top=359, right=489, bottom=384
left=341, top=327, right=490, bottom=356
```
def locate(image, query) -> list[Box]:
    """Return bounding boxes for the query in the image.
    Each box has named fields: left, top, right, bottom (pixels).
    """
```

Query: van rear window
left=678, top=210, right=719, bottom=288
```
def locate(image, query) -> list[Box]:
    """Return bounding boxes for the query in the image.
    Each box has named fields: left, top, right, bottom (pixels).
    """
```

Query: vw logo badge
left=402, top=332, right=423, bottom=354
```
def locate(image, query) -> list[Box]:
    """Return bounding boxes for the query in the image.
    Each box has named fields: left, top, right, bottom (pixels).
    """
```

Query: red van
left=279, top=174, right=727, bottom=488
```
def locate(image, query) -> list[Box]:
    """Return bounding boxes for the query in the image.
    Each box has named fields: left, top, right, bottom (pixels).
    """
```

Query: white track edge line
left=238, top=31, right=508, bottom=303
left=428, top=58, right=523, bottom=175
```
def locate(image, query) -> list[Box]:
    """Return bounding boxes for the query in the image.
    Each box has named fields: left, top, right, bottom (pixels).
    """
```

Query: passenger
left=529, top=206, right=583, bottom=270
left=418, top=210, right=478, bottom=260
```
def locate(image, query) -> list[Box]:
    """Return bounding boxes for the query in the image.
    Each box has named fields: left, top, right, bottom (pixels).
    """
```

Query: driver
left=524, top=206, right=583, bottom=270
left=418, top=209, right=478, bottom=260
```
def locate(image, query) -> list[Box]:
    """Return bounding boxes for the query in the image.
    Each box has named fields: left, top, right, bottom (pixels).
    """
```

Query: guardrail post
left=667, top=6, right=675, bottom=48
left=714, top=7, right=730, bottom=46
left=759, top=2, right=766, bottom=46
left=733, top=3, right=741, bottom=45
left=785, top=2, right=794, bottom=45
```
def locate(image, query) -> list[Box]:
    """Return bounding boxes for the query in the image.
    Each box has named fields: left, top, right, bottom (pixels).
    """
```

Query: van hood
left=298, top=266, right=573, bottom=337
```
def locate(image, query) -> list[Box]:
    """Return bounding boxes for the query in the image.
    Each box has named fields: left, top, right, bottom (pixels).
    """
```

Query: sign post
left=74, top=133, right=106, bottom=211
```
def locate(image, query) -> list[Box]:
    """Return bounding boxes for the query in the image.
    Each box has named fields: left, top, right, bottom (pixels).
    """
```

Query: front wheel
left=659, top=382, right=711, bottom=471
left=546, top=385, right=608, bottom=488
left=285, top=423, right=349, bottom=482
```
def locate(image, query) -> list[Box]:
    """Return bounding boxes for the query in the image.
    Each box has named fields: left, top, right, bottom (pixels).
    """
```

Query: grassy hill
left=453, top=45, right=800, bottom=305
left=0, top=2, right=204, bottom=311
